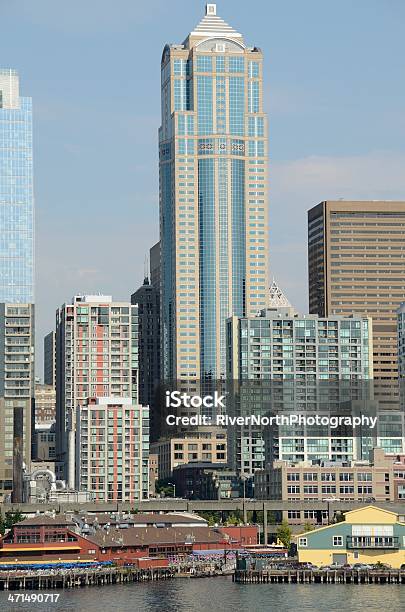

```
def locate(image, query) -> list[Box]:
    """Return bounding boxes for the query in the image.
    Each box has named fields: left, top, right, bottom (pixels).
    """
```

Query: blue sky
left=1, top=0, right=405, bottom=376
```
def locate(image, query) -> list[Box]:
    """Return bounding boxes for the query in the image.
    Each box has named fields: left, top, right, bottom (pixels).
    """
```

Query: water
left=0, top=577, right=404, bottom=612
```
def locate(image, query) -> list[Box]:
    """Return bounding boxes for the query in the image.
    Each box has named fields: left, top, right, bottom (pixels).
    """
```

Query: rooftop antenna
left=143, top=254, right=150, bottom=285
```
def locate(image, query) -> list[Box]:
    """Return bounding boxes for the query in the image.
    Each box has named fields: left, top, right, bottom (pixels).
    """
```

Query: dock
left=233, top=568, right=405, bottom=585
left=0, top=567, right=174, bottom=591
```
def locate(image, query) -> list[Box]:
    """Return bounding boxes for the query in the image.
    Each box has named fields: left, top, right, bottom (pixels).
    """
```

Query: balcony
left=346, top=536, right=399, bottom=549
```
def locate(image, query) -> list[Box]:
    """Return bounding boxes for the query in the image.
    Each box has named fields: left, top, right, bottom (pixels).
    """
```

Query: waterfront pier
left=0, top=567, right=174, bottom=591
left=233, top=568, right=405, bottom=585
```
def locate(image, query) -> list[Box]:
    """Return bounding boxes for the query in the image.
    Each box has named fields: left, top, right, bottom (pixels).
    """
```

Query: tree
left=0, top=511, right=24, bottom=536
left=276, top=520, right=292, bottom=548
left=225, top=513, right=240, bottom=526
left=303, top=522, right=314, bottom=532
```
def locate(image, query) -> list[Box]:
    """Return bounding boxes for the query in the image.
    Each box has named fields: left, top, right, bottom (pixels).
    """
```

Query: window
left=333, top=536, right=343, bottom=547
left=298, top=537, right=308, bottom=547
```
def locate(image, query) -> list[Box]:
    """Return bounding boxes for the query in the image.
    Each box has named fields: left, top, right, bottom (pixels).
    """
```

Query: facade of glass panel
left=225, top=308, right=393, bottom=476
left=0, top=70, right=34, bottom=303
left=159, top=4, right=269, bottom=380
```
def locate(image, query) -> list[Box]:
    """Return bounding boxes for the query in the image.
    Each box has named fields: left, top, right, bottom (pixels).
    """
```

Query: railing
left=346, top=536, right=399, bottom=549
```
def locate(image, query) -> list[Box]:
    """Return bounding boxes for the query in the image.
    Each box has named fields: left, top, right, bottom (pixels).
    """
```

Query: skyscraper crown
left=189, top=3, right=244, bottom=42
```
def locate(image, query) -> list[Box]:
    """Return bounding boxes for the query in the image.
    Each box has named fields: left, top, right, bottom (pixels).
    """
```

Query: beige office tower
left=160, top=3, right=270, bottom=381
left=308, top=200, right=405, bottom=397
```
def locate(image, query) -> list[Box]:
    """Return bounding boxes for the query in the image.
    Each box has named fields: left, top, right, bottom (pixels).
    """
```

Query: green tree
left=276, top=520, right=292, bottom=548
left=303, top=522, right=314, bottom=532
left=225, top=513, right=240, bottom=526
left=199, top=511, right=221, bottom=526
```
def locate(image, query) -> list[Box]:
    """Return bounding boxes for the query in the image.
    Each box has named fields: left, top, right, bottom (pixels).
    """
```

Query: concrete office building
left=55, top=295, right=140, bottom=486
left=227, top=307, right=374, bottom=476
left=34, top=383, right=56, bottom=424
left=75, top=397, right=149, bottom=503
left=0, top=304, right=35, bottom=501
left=159, top=3, right=269, bottom=381
left=34, top=422, right=56, bottom=462
left=308, top=200, right=405, bottom=388
left=151, top=430, right=227, bottom=480
left=44, top=331, right=56, bottom=387
left=255, top=448, right=397, bottom=508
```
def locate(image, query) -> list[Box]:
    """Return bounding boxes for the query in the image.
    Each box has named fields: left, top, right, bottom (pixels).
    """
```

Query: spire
left=189, top=3, right=244, bottom=41
left=269, top=279, right=292, bottom=308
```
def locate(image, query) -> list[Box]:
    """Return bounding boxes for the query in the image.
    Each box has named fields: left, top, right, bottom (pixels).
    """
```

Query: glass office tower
left=0, top=69, right=34, bottom=304
left=159, top=4, right=269, bottom=381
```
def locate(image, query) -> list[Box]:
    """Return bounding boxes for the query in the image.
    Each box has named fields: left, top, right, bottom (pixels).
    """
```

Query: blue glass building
left=0, top=69, right=34, bottom=304
left=159, top=4, right=270, bottom=380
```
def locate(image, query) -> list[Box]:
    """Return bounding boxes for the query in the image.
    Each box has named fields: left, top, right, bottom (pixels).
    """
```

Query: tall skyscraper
left=150, top=241, right=161, bottom=291
left=159, top=4, right=269, bottom=381
left=131, top=277, right=160, bottom=417
left=44, top=331, right=56, bottom=387
left=0, top=70, right=34, bottom=501
left=0, top=70, right=34, bottom=304
left=308, top=201, right=405, bottom=389
left=55, top=295, right=140, bottom=486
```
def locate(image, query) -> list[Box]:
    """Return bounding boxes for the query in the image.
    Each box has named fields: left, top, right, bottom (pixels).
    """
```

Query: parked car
left=352, top=563, right=372, bottom=570
left=322, top=497, right=340, bottom=502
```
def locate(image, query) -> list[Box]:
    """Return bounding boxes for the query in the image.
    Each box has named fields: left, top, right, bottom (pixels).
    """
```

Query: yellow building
left=297, top=506, right=405, bottom=568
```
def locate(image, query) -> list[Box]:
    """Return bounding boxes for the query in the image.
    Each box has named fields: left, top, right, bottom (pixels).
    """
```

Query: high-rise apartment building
left=55, top=295, right=139, bottom=486
left=227, top=307, right=374, bottom=474
left=131, top=278, right=160, bottom=418
left=0, top=304, right=35, bottom=501
left=44, top=331, right=56, bottom=387
left=308, top=200, right=405, bottom=386
left=159, top=3, right=269, bottom=380
left=0, top=70, right=34, bottom=304
left=75, top=397, right=149, bottom=502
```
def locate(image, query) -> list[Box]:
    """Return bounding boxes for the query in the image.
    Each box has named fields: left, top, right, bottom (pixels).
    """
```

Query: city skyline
left=1, top=0, right=405, bottom=375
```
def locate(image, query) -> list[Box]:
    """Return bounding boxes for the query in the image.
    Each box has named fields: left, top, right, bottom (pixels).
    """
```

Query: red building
left=216, top=526, right=258, bottom=546
left=0, top=514, right=258, bottom=567
left=0, top=516, right=97, bottom=565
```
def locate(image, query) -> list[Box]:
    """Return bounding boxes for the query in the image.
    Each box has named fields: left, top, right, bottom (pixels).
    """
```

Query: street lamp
left=168, top=482, right=176, bottom=498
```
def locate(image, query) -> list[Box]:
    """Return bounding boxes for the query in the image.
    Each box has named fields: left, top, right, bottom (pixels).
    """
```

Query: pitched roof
left=190, top=4, right=243, bottom=41
left=295, top=505, right=405, bottom=539
left=86, top=526, right=224, bottom=548
left=14, top=515, right=73, bottom=527
left=75, top=512, right=207, bottom=526
left=269, top=279, right=292, bottom=308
